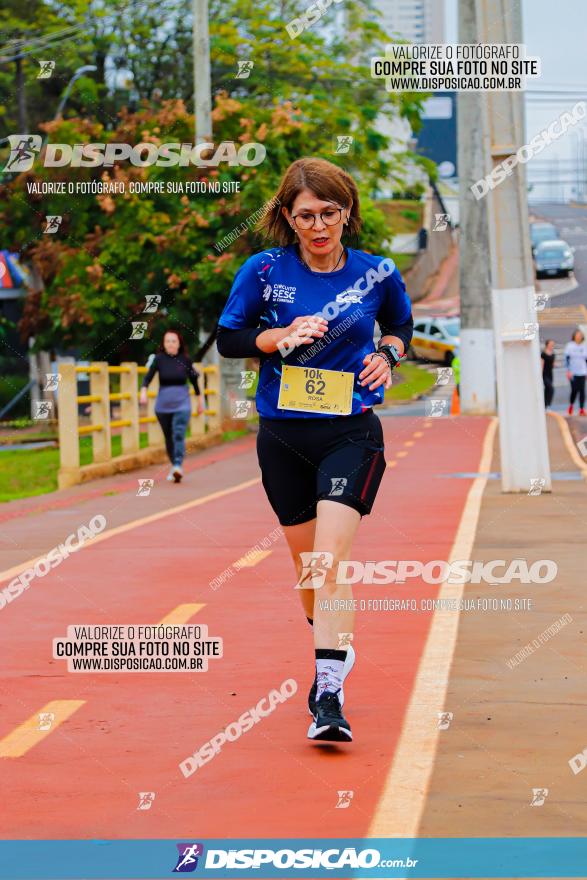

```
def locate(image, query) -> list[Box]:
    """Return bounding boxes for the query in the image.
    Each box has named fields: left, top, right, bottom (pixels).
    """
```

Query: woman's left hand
left=197, top=396, right=205, bottom=415
left=359, top=352, right=393, bottom=391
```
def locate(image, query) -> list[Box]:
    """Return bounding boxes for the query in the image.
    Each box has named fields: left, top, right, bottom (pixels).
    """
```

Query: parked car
left=410, top=316, right=460, bottom=364
left=534, top=239, right=575, bottom=277
left=530, top=221, right=559, bottom=255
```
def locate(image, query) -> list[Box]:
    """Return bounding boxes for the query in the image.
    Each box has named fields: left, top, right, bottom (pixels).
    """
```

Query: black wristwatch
left=375, top=343, right=403, bottom=371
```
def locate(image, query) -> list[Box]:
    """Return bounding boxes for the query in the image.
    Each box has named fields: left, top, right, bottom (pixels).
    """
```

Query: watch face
left=382, top=345, right=400, bottom=363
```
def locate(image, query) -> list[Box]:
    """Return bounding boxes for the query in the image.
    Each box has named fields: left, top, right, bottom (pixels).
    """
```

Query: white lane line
left=368, top=417, right=498, bottom=837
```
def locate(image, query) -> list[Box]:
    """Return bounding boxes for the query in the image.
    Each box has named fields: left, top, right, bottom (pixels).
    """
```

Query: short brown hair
left=258, top=158, right=362, bottom=247
left=158, top=328, right=188, bottom=356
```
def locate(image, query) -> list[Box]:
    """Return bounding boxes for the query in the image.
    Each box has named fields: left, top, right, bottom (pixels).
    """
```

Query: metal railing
left=57, top=361, right=221, bottom=487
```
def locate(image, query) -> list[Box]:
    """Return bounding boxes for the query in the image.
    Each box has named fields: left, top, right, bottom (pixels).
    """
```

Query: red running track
left=0, top=416, right=489, bottom=840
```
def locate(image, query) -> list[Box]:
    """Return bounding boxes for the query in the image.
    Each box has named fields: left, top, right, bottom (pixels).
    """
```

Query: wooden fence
left=57, top=361, right=221, bottom=488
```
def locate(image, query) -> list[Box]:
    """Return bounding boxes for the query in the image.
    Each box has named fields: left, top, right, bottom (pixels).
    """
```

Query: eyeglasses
left=291, top=206, right=345, bottom=230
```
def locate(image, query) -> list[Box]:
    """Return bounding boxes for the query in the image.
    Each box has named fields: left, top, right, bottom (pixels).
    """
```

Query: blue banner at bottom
left=0, top=837, right=586, bottom=879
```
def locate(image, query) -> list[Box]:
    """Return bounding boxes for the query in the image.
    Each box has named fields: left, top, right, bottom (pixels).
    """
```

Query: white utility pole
left=479, top=0, right=551, bottom=491
left=192, top=0, right=212, bottom=143
left=458, top=0, right=496, bottom=414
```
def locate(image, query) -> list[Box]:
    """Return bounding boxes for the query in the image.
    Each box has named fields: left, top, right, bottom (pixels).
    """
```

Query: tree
left=0, top=0, right=428, bottom=361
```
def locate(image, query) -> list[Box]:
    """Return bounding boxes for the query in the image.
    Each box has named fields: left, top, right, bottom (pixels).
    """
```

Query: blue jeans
left=156, top=407, right=190, bottom=466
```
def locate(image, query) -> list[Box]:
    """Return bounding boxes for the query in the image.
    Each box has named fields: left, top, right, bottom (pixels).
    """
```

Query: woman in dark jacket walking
left=541, top=339, right=555, bottom=409
left=139, top=329, right=203, bottom=482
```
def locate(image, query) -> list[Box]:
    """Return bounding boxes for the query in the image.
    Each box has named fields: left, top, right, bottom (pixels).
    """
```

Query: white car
left=410, top=316, right=460, bottom=365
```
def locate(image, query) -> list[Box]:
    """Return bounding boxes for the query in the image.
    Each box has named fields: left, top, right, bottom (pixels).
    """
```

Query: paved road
left=533, top=203, right=587, bottom=412
left=410, top=204, right=587, bottom=416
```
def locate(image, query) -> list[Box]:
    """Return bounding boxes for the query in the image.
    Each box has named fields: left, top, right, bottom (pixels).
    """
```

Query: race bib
left=277, top=365, right=354, bottom=415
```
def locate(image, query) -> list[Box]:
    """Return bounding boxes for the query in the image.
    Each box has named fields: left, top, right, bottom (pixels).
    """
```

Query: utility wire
left=0, top=26, right=87, bottom=64
left=0, top=24, right=83, bottom=53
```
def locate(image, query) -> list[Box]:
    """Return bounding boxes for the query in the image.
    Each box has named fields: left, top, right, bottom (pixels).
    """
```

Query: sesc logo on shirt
left=272, top=283, right=296, bottom=303
left=336, top=290, right=363, bottom=305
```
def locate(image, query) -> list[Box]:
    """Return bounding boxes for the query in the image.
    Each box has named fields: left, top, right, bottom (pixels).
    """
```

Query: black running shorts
left=256, top=409, right=387, bottom=526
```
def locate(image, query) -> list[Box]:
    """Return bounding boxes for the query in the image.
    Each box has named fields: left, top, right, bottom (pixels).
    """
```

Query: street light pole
left=457, top=0, right=496, bottom=415
left=192, top=0, right=222, bottom=402
left=480, top=0, right=551, bottom=491
left=192, top=0, right=212, bottom=143
left=15, top=50, right=28, bottom=133
left=53, top=65, right=97, bottom=120
left=0, top=65, right=97, bottom=154
left=37, top=65, right=98, bottom=154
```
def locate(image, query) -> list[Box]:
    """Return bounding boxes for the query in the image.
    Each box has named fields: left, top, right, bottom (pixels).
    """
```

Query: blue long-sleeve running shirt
left=217, top=245, right=413, bottom=419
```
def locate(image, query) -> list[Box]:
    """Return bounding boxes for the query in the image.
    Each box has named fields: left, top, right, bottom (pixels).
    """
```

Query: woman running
left=140, top=329, right=204, bottom=482
left=216, top=158, right=413, bottom=743
left=564, top=329, right=587, bottom=416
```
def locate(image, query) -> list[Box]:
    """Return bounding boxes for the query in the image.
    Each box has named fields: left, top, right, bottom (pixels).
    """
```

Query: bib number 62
left=304, top=368, right=325, bottom=396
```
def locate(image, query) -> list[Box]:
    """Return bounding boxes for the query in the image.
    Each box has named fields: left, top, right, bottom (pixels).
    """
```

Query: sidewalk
left=419, top=412, right=587, bottom=836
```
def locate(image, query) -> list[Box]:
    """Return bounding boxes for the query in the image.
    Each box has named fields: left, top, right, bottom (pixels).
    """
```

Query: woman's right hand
left=567, top=371, right=572, bottom=381
left=139, top=387, right=148, bottom=406
left=255, top=316, right=328, bottom=354
left=284, top=315, right=329, bottom=345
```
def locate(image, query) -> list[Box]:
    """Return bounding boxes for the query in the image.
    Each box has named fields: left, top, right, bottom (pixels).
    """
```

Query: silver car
left=534, top=239, right=575, bottom=278
left=530, top=221, right=559, bottom=255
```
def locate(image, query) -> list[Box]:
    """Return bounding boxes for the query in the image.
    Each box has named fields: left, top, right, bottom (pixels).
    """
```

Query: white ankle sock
left=316, top=658, right=345, bottom=699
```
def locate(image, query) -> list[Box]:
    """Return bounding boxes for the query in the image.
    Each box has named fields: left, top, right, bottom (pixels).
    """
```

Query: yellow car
left=410, top=316, right=460, bottom=365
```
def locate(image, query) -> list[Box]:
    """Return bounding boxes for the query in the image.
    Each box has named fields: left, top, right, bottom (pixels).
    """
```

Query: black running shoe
left=307, top=690, right=352, bottom=742
left=308, top=645, right=355, bottom=716
left=308, top=673, right=317, bottom=716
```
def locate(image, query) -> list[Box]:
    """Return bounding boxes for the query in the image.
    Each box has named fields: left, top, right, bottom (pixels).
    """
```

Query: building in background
left=373, top=0, right=445, bottom=45
left=364, top=0, right=448, bottom=197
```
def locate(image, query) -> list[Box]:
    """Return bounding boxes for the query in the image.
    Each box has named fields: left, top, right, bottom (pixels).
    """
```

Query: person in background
left=564, top=329, right=587, bottom=416
left=541, top=339, right=555, bottom=409
left=139, top=329, right=204, bottom=482
left=451, top=348, right=460, bottom=397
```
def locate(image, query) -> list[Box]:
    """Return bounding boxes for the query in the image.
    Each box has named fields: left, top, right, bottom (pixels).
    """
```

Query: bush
left=0, top=375, right=30, bottom=419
